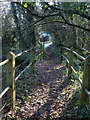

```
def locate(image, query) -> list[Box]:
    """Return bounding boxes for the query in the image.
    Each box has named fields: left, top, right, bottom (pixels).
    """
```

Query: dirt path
left=15, top=53, right=75, bottom=120
left=4, top=52, right=84, bottom=120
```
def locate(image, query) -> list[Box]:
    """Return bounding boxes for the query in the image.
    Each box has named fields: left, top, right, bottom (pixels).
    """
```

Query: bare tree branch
left=14, top=2, right=90, bottom=32
left=35, top=20, right=90, bottom=32
left=15, top=2, right=60, bottom=18
left=44, top=2, right=90, bottom=20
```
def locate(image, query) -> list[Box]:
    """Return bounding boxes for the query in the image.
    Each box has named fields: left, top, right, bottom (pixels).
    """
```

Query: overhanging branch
left=15, top=2, right=60, bottom=19
left=36, top=20, right=90, bottom=32
left=44, top=2, right=90, bottom=20
left=14, top=2, right=90, bottom=32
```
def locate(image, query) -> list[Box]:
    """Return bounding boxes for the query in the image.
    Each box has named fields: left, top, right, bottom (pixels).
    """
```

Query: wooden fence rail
left=0, top=45, right=90, bottom=112
left=0, top=44, right=44, bottom=110
left=0, top=59, right=9, bottom=67
left=62, top=47, right=90, bottom=107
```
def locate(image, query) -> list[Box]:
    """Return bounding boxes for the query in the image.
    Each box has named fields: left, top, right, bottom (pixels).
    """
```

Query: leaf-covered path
left=5, top=52, right=84, bottom=119
left=16, top=53, right=71, bottom=120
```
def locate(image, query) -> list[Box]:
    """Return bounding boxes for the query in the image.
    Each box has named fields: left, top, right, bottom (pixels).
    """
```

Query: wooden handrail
left=62, top=55, right=82, bottom=84
left=15, top=46, right=37, bottom=58
left=2, top=75, right=6, bottom=81
left=72, top=51, right=85, bottom=61
left=0, top=44, right=44, bottom=111
left=15, top=48, right=32, bottom=58
left=35, top=53, right=42, bottom=60
left=62, top=46, right=85, bottom=61
left=71, top=66, right=82, bottom=84
left=62, top=47, right=70, bottom=51
left=85, top=88, right=90, bottom=97
left=15, top=53, right=42, bottom=81
left=68, top=47, right=74, bottom=77
left=15, top=58, right=29, bottom=70
left=0, top=86, right=10, bottom=98
left=63, top=47, right=90, bottom=107
left=62, top=55, right=69, bottom=63
left=2, top=45, right=89, bottom=110
left=0, top=102, right=7, bottom=112
left=15, top=62, right=33, bottom=81
left=0, top=59, right=10, bottom=67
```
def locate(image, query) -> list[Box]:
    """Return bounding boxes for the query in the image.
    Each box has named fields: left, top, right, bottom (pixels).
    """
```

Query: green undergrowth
left=61, top=64, right=90, bottom=119
left=60, top=76, right=90, bottom=119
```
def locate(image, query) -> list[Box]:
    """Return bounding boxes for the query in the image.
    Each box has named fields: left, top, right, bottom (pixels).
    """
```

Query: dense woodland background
left=1, top=1, right=90, bottom=119
left=1, top=2, right=90, bottom=57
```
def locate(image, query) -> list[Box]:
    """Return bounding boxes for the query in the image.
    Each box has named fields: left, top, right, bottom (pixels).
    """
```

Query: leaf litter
left=3, top=52, right=89, bottom=120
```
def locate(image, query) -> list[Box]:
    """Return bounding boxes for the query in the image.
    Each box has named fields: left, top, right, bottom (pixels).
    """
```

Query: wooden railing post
left=79, top=55, right=90, bottom=107
left=68, top=47, right=74, bottom=77
left=6, top=52, right=16, bottom=109
left=30, top=45, right=35, bottom=74
left=40, top=43, right=44, bottom=60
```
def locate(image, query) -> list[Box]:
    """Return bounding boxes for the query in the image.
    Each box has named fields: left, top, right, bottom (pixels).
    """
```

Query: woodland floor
left=3, top=48, right=90, bottom=120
